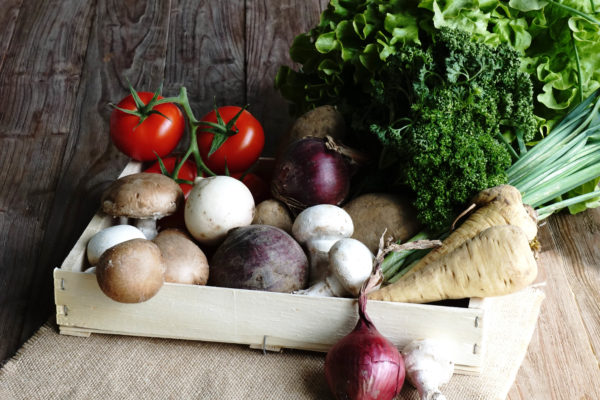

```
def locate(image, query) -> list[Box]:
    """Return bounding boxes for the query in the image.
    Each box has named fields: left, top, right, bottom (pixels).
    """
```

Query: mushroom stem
left=295, top=275, right=345, bottom=297
left=135, top=218, right=159, bottom=240
left=291, top=205, right=354, bottom=284
left=297, top=238, right=374, bottom=298
left=305, top=237, right=341, bottom=284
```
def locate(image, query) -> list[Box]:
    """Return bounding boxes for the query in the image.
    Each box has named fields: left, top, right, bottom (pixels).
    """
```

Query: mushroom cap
left=96, top=238, right=165, bottom=303
left=184, top=175, right=255, bottom=245
left=101, top=173, right=184, bottom=219
left=86, top=224, right=146, bottom=265
left=292, top=204, right=353, bottom=244
left=152, top=229, right=209, bottom=285
left=329, top=238, right=374, bottom=297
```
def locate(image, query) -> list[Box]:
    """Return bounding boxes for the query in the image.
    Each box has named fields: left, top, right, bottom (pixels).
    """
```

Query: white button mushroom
left=101, top=173, right=184, bottom=240
left=184, top=176, right=255, bottom=246
left=297, top=238, right=374, bottom=297
left=86, top=224, right=146, bottom=266
left=291, top=204, right=353, bottom=283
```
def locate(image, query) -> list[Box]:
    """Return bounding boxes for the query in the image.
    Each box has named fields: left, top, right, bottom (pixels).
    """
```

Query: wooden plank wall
left=0, top=0, right=327, bottom=363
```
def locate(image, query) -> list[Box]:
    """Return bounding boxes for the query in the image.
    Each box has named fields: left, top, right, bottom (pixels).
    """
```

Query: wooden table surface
left=1, top=1, right=599, bottom=399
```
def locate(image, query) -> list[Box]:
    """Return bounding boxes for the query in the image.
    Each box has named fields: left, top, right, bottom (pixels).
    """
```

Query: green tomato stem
left=157, top=87, right=216, bottom=178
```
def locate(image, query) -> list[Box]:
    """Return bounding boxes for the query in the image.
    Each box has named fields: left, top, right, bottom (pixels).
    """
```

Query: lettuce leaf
left=419, top=0, right=600, bottom=131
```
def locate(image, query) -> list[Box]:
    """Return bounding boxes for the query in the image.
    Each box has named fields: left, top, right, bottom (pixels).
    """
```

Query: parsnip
left=408, top=185, right=537, bottom=277
left=368, top=225, right=537, bottom=303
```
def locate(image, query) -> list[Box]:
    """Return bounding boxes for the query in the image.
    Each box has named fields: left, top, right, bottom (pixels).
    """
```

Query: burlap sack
left=0, top=287, right=544, bottom=400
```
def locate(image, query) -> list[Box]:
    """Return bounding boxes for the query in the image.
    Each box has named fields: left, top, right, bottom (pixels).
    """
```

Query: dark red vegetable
left=209, top=225, right=309, bottom=292
left=325, top=281, right=405, bottom=400
left=232, top=172, right=270, bottom=204
left=271, top=137, right=351, bottom=214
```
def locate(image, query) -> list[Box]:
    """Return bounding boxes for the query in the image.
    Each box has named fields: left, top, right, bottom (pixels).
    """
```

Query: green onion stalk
left=382, top=89, right=600, bottom=283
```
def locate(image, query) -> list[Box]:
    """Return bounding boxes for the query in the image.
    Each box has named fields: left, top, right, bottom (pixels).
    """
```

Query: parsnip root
left=369, top=224, right=537, bottom=303
left=408, top=185, right=537, bottom=278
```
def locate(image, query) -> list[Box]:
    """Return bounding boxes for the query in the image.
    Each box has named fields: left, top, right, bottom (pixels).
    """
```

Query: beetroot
left=209, top=225, right=309, bottom=292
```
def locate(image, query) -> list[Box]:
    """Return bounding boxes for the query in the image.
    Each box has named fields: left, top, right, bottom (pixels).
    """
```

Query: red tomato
left=110, top=92, right=185, bottom=161
left=197, top=106, right=264, bottom=174
left=145, top=157, right=197, bottom=198
left=233, top=172, right=270, bottom=204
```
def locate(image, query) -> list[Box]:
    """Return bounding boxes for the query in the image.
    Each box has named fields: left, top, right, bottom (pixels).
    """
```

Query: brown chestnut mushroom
left=152, top=229, right=209, bottom=285
left=96, top=238, right=165, bottom=303
left=101, top=173, right=184, bottom=239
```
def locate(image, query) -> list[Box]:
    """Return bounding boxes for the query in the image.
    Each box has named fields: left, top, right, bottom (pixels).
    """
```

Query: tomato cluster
left=109, top=87, right=267, bottom=202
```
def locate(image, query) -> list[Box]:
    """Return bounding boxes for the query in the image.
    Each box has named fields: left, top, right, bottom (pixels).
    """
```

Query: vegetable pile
left=275, top=0, right=600, bottom=232
left=276, top=0, right=600, bottom=132
left=82, top=3, right=600, bottom=397
left=368, top=27, right=536, bottom=231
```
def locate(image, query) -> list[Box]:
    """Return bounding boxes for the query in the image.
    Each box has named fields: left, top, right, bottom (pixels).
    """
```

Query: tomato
left=145, top=157, right=197, bottom=198
left=197, top=106, right=264, bottom=174
left=233, top=172, right=270, bottom=204
left=110, top=92, right=185, bottom=161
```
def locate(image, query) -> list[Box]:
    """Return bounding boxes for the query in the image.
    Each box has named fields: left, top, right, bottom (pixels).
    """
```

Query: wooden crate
left=54, top=162, right=487, bottom=375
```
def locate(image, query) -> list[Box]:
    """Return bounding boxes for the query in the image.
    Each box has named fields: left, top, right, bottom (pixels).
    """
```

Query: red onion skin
left=271, top=137, right=350, bottom=213
left=325, top=291, right=405, bottom=400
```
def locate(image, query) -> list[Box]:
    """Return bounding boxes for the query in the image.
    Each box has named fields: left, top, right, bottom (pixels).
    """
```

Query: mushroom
left=297, top=238, right=374, bottom=297
left=152, top=229, right=209, bottom=285
left=184, top=175, right=255, bottom=246
left=86, top=224, right=146, bottom=266
left=291, top=204, right=354, bottom=283
left=96, top=238, right=165, bottom=303
left=402, top=339, right=455, bottom=400
left=101, top=172, right=184, bottom=239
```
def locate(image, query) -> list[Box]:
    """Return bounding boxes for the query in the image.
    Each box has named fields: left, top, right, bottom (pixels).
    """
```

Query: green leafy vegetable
left=276, top=0, right=600, bottom=131
left=419, top=0, right=600, bottom=131
left=382, top=88, right=600, bottom=282
left=370, top=28, right=536, bottom=231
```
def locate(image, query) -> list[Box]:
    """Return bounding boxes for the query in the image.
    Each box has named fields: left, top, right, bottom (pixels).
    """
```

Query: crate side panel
left=54, top=269, right=484, bottom=368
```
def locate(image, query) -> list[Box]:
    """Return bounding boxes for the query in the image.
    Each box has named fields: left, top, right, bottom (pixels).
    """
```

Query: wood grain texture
left=162, top=0, right=246, bottom=156
left=507, top=209, right=600, bottom=400
left=245, top=0, right=328, bottom=155
left=0, top=0, right=24, bottom=70
left=1, top=0, right=174, bottom=361
left=54, top=268, right=484, bottom=371
left=0, top=0, right=96, bottom=363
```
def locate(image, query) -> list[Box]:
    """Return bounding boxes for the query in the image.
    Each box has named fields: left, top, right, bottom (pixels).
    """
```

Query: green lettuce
left=275, top=0, right=600, bottom=217
left=419, top=0, right=600, bottom=132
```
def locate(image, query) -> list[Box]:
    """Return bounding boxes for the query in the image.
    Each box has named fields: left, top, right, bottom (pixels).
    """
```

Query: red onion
left=325, top=286, right=405, bottom=400
left=271, top=137, right=350, bottom=213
